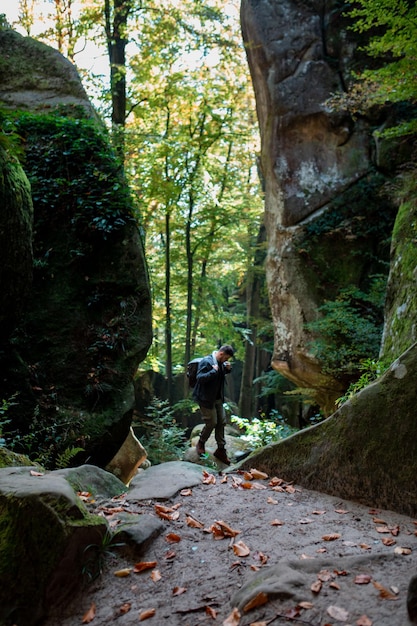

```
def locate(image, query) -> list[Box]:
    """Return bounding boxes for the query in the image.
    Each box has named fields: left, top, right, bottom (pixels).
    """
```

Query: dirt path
left=45, top=467, right=417, bottom=626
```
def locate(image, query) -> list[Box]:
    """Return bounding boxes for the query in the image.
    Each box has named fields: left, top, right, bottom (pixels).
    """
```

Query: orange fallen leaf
left=202, top=470, right=216, bottom=484
left=356, top=616, right=372, bottom=626
left=389, top=525, right=400, bottom=536
left=180, top=488, right=192, bottom=496
left=335, top=509, right=348, bottom=514
left=318, top=570, right=333, bottom=582
left=243, top=471, right=253, bottom=480
left=285, top=485, right=296, bottom=493
left=329, top=581, right=340, bottom=590
left=373, top=581, right=398, bottom=600
left=251, top=482, right=267, bottom=490
left=139, top=608, right=156, bottom=621
left=269, top=476, right=284, bottom=486
left=312, top=510, right=326, bottom=515
left=359, top=543, right=371, bottom=550
left=220, top=474, right=228, bottom=483
left=241, top=481, right=253, bottom=489
left=213, top=520, right=241, bottom=537
left=394, top=546, right=412, bottom=555
left=372, top=517, right=386, bottom=524
left=322, top=533, right=341, bottom=541
left=233, top=540, right=250, bottom=557
left=382, top=537, right=396, bottom=546
left=119, top=603, right=131, bottom=614
left=133, top=561, right=157, bottom=573
left=165, top=533, right=181, bottom=543
left=150, top=569, right=161, bottom=582
left=205, top=606, right=217, bottom=619
left=250, top=564, right=260, bottom=571
left=30, top=470, right=44, bottom=476
left=354, top=574, right=372, bottom=584
left=375, top=526, right=390, bottom=533
left=250, top=468, right=268, bottom=480
left=223, top=607, right=241, bottom=626
left=114, top=568, right=132, bottom=577
left=186, top=515, right=204, bottom=528
left=243, top=591, right=269, bottom=612
left=311, top=580, right=322, bottom=593
left=82, top=603, right=96, bottom=623
left=299, top=601, right=314, bottom=609
left=249, top=622, right=268, bottom=626
left=172, top=586, right=187, bottom=596
left=270, top=519, right=284, bottom=526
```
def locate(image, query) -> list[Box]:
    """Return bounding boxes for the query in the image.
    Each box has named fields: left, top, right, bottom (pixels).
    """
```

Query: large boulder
left=240, top=0, right=403, bottom=413
left=0, top=30, right=152, bottom=467
left=240, top=341, right=417, bottom=517
left=0, top=465, right=126, bottom=625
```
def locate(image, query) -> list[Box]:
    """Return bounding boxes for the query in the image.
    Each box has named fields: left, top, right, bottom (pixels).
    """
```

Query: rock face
left=240, top=0, right=400, bottom=413
left=0, top=30, right=152, bottom=467
left=241, top=341, right=417, bottom=517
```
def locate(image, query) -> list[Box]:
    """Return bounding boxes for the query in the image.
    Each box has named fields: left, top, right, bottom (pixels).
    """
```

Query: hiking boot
left=214, top=448, right=231, bottom=465
left=196, top=440, right=206, bottom=456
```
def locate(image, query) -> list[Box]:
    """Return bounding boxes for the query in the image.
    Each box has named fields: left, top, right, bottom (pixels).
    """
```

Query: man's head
left=216, top=344, right=234, bottom=363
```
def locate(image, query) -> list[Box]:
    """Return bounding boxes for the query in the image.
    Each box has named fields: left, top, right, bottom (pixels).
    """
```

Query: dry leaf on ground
left=133, top=561, right=157, bottom=573
left=243, top=591, right=269, bottom=613
left=139, top=608, right=156, bottom=621
left=82, top=603, right=96, bottom=624
left=233, top=540, right=250, bottom=557
left=223, top=607, right=241, bottom=626
left=327, top=604, right=349, bottom=621
left=114, top=568, right=131, bottom=577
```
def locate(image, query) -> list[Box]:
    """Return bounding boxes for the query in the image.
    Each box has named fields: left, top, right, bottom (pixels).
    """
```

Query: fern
left=55, top=446, right=84, bottom=469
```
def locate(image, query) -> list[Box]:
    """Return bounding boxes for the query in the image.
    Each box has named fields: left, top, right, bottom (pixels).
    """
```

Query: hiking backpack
left=186, top=357, right=202, bottom=388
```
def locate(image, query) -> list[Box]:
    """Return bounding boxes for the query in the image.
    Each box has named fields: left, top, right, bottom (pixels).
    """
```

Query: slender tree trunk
left=165, top=209, right=173, bottom=401
left=238, top=222, right=266, bottom=418
left=104, top=0, right=132, bottom=162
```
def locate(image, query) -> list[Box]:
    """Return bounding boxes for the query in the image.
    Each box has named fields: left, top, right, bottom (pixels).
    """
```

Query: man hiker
left=193, top=344, right=235, bottom=465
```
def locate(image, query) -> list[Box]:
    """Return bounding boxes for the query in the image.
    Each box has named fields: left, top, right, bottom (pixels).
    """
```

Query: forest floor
left=44, top=461, right=417, bottom=626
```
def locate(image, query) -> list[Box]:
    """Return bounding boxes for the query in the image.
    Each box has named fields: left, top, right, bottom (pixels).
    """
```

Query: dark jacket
left=192, top=352, right=229, bottom=409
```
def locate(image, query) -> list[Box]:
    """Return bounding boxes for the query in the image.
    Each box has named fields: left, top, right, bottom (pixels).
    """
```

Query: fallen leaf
left=172, top=586, right=187, bottom=596
left=373, top=581, right=399, bottom=600
left=164, top=550, right=176, bottom=559
left=271, top=485, right=285, bottom=492
left=223, top=607, right=241, bottom=626
left=233, top=540, right=250, bottom=557
left=255, top=551, right=268, bottom=565
left=327, top=605, right=349, bottom=621
left=382, top=537, right=396, bottom=546
left=285, top=485, right=296, bottom=493
left=354, top=574, right=372, bottom=584
left=213, top=520, right=241, bottom=538
left=394, top=546, right=412, bottom=555
left=250, top=468, right=268, bottom=480
left=322, top=533, right=341, bottom=541
left=299, top=518, right=314, bottom=524
left=82, top=603, right=96, bottom=623
left=334, top=570, right=348, bottom=576
left=312, top=510, right=326, bottom=515
left=329, top=581, right=340, bottom=590
left=114, top=568, right=132, bottom=577
left=316, top=548, right=327, bottom=553
left=359, top=543, right=371, bottom=550
left=206, top=605, right=217, bottom=619
left=186, top=515, right=204, bottom=528
left=300, top=553, right=314, bottom=559
left=139, top=608, right=156, bottom=621
left=267, top=497, right=278, bottom=504
left=220, top=474, right=228, bottom=483
left=30, top=470, right=44, bottom=476
left=356, top=616, right=372, bottom=626
left=372, top=517, right=386, bottom=524
left=250, top=565, right=260, bottom=571
left=241, top=481, right=253, bottom=489
left=375, top=526, right=390, bottom=533
left=243, top=591, right=269, bottom=612
left=269, top=476, right=284, bottom=486
left=249, top=622, right=268, bottom=626
left=299, top=601, right=314, bottom=609
left=165, top=533, right=181, bottom=543
left=318, top=570, right=333, bottom=582
left=180, top=488, right=192, bottom=496
left=270, top=519, right=284, bottom=526
left=311, top=580, right=322, bottom=593
left=150, top=569, right=161, bottom=582
left=243, top=471, right=253, bottom=480
left=251, top=482, right=267, bottom=490
left=335, top=509, right=348, bottom=514
left=133, top=561, right=157, bottom=573
left=118, top=603, right=131, bottom=614
left=202, top=471, right=216, bottom=484
left=389, top=525, right=400, bottom=536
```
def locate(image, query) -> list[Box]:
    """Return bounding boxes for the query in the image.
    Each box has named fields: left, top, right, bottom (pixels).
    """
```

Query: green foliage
left=82, top=529, right=125, bottom=584
left=0, top=393, right=18, bottom=446
left=329, top=0, right=417, bottom=137
left=55, top=446, right=85, bottom=469
left=335, top=358, right=390, bottom=407
left=231, top=411, right=297, bottom=449
left=306, top=280, right=386, bottom=378
left=1, top=110, right=133, bottom=240
left=135, top=398, right=187, bottom=465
